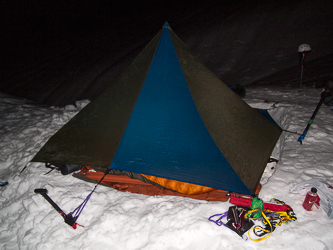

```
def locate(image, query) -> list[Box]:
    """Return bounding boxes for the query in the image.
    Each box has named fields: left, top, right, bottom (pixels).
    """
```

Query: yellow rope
left=248, top=199, right=297, bottom=241
left=248, top=212, right=273, bottom=242
left=244, top=208, right=260, bottom=219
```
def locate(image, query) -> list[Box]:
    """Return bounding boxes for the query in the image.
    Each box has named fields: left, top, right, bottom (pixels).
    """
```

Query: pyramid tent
left=32, top=22, right=282, bottom=195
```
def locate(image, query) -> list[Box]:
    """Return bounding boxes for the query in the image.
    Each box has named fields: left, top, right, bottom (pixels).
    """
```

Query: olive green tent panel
left=169, top=30, right=282, bottom=193
left=32, top=30, right=163, bottom=167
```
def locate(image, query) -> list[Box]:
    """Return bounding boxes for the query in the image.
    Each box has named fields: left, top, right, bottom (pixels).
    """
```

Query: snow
left=1, top=84, right=333, bottom=249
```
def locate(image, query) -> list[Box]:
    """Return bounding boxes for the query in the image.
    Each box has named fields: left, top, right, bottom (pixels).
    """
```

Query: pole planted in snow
left=298, top=85, right=333, bottom=144
left=298, top=44, right=311, bottom=90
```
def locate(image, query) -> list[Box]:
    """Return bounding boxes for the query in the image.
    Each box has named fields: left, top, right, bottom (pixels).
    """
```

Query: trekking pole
left=34, top=188, right=79, bottom=228
left=297, top=92, right=327, bottom=144
left=298, top=44, right=311, bottom=89
left=300, top=58, right=304, bottom=90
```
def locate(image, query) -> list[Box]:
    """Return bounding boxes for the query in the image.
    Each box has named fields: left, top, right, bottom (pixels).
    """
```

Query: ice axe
left=34, top=188, right=80, bottom=229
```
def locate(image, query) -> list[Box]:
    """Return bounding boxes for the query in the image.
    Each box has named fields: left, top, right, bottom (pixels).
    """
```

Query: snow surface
left=1, top=85, right=333, bottom=250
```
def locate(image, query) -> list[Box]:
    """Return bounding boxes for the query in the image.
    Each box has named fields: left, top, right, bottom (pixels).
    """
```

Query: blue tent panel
left=112, top=25, right=251, bottom=194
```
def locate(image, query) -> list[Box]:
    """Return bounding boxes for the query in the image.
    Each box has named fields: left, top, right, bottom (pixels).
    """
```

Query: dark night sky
left=2, top=1, right=226, bottom=105
left=2, top=1, right=333, bottom=106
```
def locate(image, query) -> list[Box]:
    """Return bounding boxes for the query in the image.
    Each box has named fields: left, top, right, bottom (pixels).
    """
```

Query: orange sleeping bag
left=142, top=174, right=215, bottom=195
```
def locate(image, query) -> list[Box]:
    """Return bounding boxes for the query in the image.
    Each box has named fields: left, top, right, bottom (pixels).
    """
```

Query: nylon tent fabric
left=32, top=22, right=282, bottom=195
left=32, top=28, right=162, bottom=167
left=169, top=30, right=282, bottom=193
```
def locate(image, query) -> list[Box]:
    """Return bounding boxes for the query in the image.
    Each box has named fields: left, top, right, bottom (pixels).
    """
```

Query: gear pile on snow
left=209, top=195, right=297, bottom=241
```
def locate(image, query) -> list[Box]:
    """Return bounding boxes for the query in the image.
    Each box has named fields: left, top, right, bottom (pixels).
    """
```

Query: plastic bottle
left=302, top=187, right=318, bottom=211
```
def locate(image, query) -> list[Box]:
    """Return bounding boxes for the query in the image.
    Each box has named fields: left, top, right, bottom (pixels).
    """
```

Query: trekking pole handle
left=34, top=188, right=64, bottom=214
left=34, top=188, right=48, bottom=194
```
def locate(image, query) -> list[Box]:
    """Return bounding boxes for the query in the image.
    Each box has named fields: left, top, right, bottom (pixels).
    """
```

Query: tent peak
left=163, top=22, right=170, bottom=29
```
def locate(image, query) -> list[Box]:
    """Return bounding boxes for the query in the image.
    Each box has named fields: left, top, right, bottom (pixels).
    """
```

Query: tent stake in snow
left=298, top=44, right=311, bottom=89
left=298, top=84, right=333, bottom=144
left=34, top=169, right=110, bottom=229
left=34, top=188, right=81, bottom=229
